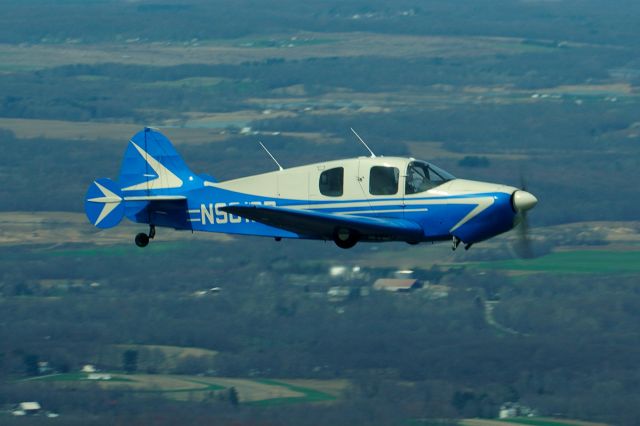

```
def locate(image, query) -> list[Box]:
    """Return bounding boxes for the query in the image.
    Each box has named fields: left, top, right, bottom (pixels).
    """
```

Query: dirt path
left=484, top=301, right=525, bottom=336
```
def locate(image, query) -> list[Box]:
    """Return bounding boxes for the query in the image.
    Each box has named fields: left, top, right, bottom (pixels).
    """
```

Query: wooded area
left=0, top=0, right=639, bottom=424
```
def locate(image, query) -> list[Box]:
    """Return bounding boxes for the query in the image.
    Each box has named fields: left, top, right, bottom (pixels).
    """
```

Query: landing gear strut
left=135, top=225, right=156, bottom=248
left=452, top=236, right=461, bottom=251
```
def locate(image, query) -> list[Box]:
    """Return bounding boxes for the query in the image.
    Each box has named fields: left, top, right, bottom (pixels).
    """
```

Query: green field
left=469, top=250, right=640, bottom=274
left=125, top=379, right=225, bottom=394
left=23, top=374, right=336, bottom=405
left=26, top=373, right=132, bottom=383
left=460, top=417, right=607, bottom=426
left=247, top=379, right=336, bottom=406
left=498, top=418, right=602, bottom=426
left=499, top=420, right=562, bottom=426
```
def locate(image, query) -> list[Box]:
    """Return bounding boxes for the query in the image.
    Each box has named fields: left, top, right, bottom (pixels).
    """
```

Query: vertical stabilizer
left=118, top=127, right=200, bottom=195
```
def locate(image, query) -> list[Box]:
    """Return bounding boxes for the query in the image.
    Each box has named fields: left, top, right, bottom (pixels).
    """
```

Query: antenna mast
left=259, top=141, right=284, bottom=171
left=350, top=128, right=376, bottom=158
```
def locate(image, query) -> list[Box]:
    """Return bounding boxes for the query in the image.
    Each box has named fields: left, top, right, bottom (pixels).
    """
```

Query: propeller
left=511, top=175, right=537, bottom=259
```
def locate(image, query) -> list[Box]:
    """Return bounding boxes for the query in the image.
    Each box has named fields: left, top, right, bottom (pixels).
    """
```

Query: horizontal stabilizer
left=220, top=204, right=424, bottom=241
left=85, top=178, right=125, bottom=229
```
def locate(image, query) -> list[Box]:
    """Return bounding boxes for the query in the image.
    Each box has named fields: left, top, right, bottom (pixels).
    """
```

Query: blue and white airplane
left=85, top=127, right=537, bottom=250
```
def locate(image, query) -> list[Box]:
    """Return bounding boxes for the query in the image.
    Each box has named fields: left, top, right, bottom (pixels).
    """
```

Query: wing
left=220, top=204, right=424, bottom=242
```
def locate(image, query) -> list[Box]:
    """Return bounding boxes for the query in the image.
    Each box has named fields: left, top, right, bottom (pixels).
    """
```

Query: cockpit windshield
left=405, top=161, right=455, bottom=194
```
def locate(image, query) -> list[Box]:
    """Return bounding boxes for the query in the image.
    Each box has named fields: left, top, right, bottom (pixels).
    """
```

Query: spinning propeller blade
left=513, top=175, right=535, bottom=259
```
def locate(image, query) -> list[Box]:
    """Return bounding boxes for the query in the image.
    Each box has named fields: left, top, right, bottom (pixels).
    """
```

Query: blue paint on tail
left=84, top=177, right=125, bottom=229
left=118, top=127, right=205, bottom=196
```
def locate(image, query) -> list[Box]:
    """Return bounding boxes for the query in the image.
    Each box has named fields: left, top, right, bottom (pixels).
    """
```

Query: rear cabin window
left=369, top=166, right=399, bottom=195
left=319, top=167, right=344, bottom=197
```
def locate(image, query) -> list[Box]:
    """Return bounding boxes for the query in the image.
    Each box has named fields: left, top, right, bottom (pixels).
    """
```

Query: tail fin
left=84, top=178, right=125, bottom=229
left=118, top=127, right=200, bottom=195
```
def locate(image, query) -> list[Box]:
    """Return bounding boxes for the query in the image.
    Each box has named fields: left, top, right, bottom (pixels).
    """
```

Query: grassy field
left=467, top=249, right=640, bottom=274
left=0, top=34, right=548, bottom=71
left=24, top=373, right=342, bottom=404
left=462, top=418, right=608, bottom=426
left=277, top=378, right=349, bottom=398
left=113, top=344, right=218, bottom=359
left=246, top=379, right=336, bottom=406
left=0, top=117, right=241, bottom=144
left=0, top=212, right=231, bottom=247
left=26, top=373, right=132, bottom=383
left=0, top=118, right=142, bottom=141
left=501, top=418, right=608, bottom=426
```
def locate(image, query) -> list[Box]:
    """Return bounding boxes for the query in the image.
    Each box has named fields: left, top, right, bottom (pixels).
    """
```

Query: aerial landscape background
left=0, top=1, right=639, bottom=425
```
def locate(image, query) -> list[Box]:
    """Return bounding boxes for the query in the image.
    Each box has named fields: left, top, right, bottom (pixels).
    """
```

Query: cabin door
left=357, top=160, right=402, bottom=215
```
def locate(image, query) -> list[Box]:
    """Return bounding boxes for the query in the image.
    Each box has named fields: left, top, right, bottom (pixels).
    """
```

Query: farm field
left=25, top=373, right=342, bottom=404
left=0, top=212, right=231, bottom=247
left=0, top=115, right=272, bottom=144
left=0, top=33, right=555, bottom=71
left=467, top=249, right=640, bottom=275
left=462, top=419, right=609, bottom=426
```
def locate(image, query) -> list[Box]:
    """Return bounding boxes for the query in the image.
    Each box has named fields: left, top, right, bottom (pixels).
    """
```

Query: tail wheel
left=333, top=227, right=359, bottom=249
left=135, top=233, right=149, bottom=248
left=135, top=225, right=155, bottom=248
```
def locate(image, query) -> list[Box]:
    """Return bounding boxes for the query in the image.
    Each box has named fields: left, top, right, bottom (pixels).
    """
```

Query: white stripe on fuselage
left=189, top=195, right=496, bottom=233
left=287, top=196, right=496, bottom=231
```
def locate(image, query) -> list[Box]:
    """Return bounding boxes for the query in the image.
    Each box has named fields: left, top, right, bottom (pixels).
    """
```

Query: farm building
left=81, top=364, right=96, bottom=373
left=13, top=402, right=41, bottom=416
left=373, top=278, right=421, bottom=292
left=499, top=402, right=538, bottom=418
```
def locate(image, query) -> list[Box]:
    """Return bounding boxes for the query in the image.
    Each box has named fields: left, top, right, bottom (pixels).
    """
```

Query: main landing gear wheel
left=333, top=227, right=359, bottom=249
left=135, top=225, right=156, bottom=248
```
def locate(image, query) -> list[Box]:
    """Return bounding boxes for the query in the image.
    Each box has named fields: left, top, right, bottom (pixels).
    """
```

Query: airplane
left=85, top=127, right=538, bottom=250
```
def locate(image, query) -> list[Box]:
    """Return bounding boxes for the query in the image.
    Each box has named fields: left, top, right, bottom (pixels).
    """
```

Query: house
left=81, top=364, right=96, bottom=373
left=393, top=269, right=414, bottom=279
left=329, top=266, right=347, bottom=277
left=499, top=402, right=538, bottom=419
left=499, top=405, right=517, bottom=419
left=329, top=265, right=364, bottom=280
left=38, top=361, right=53, bottom=375
left=15, top=402, right=41, bottom=416
left=373, top=278, right=421, bottom=292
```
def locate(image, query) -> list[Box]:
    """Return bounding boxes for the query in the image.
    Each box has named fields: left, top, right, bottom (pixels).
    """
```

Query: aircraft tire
left=333, top=227, right=358, bottom=249
left=135, top=233, right=150, bottom=248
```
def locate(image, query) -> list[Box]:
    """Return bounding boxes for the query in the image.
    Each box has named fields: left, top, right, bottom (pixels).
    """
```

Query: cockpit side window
left=405, top=162, right=454, bottom=194
left=369, top=166, right=399, bottom=195
left=319, top=167, right=344, bottom=197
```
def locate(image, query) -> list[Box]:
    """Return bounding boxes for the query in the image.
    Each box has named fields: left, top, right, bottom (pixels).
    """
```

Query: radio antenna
left=350, top=127, right=376, bottom=158
left=259, top=141, right=284, bottom=171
